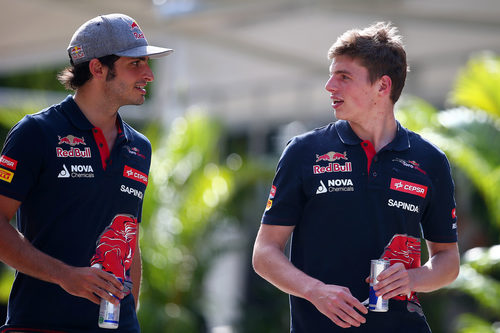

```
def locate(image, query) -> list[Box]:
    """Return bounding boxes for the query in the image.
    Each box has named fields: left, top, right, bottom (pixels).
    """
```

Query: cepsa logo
left=123, top=165, right=148, bottom=185
left=0, top=155, right=17, bottom=170
left=269, top=185, right=276, bottom=199
left=390, top=178, right=427, bottom=198
left=265, top=185, right=276, bottom=211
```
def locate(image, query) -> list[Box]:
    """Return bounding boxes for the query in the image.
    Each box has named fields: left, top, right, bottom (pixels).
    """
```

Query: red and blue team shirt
left=262, top=120, right=458, bottom=333
left=0, top=96, right=151, bottom=332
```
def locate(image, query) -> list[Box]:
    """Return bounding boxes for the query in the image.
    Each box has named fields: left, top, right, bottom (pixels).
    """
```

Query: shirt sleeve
left=261, top=137, right=306, bottom=226
left=137, top=140, right=152, bottom=224
left=0, top=115, right=45, bottom=202
left=420, top=153, right=458, bottom=243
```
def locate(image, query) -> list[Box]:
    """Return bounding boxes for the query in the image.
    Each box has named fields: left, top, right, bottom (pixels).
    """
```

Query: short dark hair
left=57, top=55, right=120, bottom=91
left=328, top=22, right=408, bottom=104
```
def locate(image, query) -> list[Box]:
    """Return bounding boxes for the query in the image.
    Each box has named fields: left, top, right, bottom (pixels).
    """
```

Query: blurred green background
left=1, top=1, right=500, bottom=332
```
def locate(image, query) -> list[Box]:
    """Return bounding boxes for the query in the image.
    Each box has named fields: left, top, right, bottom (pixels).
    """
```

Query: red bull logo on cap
left=130, top=21, right=144, bottom=39
left=70, top=46, right=85, bottom=61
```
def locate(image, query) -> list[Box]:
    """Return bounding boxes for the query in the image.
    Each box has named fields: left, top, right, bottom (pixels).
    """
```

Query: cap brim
left=115, top=45, right=174, bottom=59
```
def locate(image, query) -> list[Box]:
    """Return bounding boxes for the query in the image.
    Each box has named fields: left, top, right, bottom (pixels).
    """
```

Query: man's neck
left=348, top=110, right=397, bottom=153
left=73, top=89, right=119, bottom=134
left=73, top=89, right=120, bottom=152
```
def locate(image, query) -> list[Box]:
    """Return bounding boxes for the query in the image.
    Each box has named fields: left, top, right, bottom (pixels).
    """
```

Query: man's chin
left=128, top=97, right=146, bottom=106
left=333, top=109, right=346, bottom=121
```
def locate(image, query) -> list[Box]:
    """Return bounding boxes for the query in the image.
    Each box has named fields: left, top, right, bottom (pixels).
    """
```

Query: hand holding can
left=92, top=263, right=121, bottom=329
left=368, top=259, right=390, bottom=312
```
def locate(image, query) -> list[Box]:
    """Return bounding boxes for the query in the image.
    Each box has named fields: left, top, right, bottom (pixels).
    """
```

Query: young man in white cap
left=0, top=13, right=172, bottom=332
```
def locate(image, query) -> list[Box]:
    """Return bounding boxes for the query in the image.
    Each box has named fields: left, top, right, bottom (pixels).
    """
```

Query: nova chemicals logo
left=316, top=179, right=354, bottom=194
left=58, top=164, right=94, bottom=178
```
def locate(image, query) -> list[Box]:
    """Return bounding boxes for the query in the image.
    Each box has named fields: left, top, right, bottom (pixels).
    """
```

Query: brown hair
left=328, top=22, right=408, bottom=103
left=57, top=55, right=120, bottom=91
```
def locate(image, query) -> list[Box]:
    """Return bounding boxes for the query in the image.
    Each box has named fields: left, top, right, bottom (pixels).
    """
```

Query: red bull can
left=99, top=295, right=120, bottom=329
left=369, top=259, right=390, bottom=312
left=92, top=264, right=121, bottom=329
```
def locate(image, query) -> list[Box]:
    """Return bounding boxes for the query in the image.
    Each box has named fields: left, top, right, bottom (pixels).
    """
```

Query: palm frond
left=449, top=52, right=500, bottom=118
left=449, top=264, right=500, bottom=316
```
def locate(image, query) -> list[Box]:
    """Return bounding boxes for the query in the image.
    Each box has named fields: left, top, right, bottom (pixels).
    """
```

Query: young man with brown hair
left=0, top=13, right=172, bottom=332
left=253, top=22, right=459, bottom=332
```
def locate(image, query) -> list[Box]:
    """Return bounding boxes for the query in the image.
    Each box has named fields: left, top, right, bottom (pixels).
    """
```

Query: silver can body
left=98, top=296, right=120, bottom=329
left=369, top=259, right=390, bottom=312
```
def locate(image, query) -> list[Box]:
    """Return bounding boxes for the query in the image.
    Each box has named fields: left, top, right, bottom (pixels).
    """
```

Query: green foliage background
left=396, top=53, right=500, bottom=332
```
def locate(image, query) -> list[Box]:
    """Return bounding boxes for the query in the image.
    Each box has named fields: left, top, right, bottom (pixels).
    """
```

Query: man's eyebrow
left=129, top=57, right=148, bottom=61
left=332, top=69, right=352, bottom=75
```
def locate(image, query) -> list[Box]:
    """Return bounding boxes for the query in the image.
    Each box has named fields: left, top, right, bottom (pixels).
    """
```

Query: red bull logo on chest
left=58, top=135, right=86, bottom=146
left=316, top=151, right=348, bottom=162
left=314, top=151, right=351, bottom=174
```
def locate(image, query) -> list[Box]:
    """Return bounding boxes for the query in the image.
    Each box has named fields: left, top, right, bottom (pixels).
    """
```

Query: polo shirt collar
left=335, top=119, right=410, bottom=151
left=60, top=95, right=128, bottom=141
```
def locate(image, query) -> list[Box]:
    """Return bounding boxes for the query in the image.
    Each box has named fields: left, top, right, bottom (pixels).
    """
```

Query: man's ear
left=88, top=58, right=106, bottom=79
left=378, top=75, right=392, bottom=96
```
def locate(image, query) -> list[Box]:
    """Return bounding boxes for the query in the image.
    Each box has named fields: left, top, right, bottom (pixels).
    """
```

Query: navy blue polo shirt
left=0, top=96, right=151, bottom=332
left=262, top=120, right=457, bottom=332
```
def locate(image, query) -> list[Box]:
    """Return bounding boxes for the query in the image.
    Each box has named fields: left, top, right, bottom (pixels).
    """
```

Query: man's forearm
left=253, top=242, right=324, bottom=301
left=409, top=242, right=460, bottom=293
left=0, top=217, right=71, bottom=285
left=130, top=247, right=142, bottom=308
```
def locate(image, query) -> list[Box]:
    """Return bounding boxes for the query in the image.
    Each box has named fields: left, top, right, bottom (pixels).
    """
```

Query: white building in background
left=2, top=0, right=500, bottom=128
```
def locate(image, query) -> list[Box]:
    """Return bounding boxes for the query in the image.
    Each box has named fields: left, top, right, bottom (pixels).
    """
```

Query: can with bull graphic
left=368, top=259, right=390, bottom=312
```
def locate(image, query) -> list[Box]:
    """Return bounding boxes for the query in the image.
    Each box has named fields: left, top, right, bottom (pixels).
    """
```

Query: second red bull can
left=369, top=259, right=390, bottom=312
left=92, top=264, right=121, bottom=329
left=99, top=295, right=120, bottom=329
